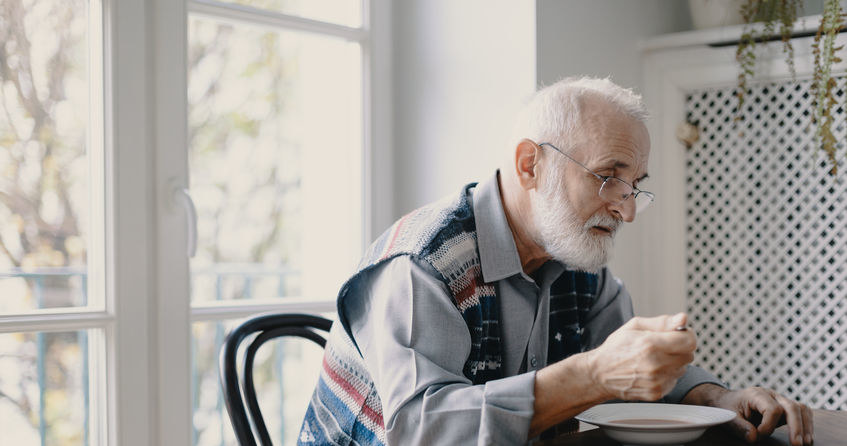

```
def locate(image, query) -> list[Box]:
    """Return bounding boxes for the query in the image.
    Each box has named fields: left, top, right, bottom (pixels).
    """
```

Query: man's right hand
left=585, top=312, right=697, bottom=401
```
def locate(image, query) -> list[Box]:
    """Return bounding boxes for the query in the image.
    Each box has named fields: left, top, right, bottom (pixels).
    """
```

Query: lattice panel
left=685, top=79, right=847, bottom=409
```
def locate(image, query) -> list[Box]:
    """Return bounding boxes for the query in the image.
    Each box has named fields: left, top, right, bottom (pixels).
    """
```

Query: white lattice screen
left=684, top=79, right=847, bottom=409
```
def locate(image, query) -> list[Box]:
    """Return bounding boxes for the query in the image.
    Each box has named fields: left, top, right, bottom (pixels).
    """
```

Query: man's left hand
left=684, top=384, right=814, bottom=446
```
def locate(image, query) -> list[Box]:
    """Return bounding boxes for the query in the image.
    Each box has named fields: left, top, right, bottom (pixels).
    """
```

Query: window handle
left=173, top=188, right=198, bottom=257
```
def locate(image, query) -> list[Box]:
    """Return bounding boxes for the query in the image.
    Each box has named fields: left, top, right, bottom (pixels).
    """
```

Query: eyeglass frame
left=537, top=141, right=655, bottom=213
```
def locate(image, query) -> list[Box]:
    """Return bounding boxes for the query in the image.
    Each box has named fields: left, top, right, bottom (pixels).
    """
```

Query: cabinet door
left=642, top=34, right=847, bottom=409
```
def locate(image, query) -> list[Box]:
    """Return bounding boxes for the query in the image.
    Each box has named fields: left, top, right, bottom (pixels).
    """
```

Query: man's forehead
left=591, top=152, right=650, bottom=178
left=574, top=120, right=650, bottom=169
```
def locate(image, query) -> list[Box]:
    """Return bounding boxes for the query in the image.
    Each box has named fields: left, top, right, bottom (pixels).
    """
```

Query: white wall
left=391, top=1, right=537, bottom=216
left=536, top=0, right=692, bottom=89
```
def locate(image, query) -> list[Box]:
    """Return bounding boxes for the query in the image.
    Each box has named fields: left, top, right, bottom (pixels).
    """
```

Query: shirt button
left=530, top=356, right=538, bottom=368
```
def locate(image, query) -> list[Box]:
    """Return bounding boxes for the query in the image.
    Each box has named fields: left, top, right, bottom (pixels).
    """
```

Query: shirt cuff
left=663, top=365, right=727, bottom=403
left=477, top=371, right=536, bottom=446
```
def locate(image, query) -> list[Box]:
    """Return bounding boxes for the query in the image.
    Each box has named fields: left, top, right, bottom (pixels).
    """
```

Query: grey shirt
left=342, top=172, right=724, bottom=445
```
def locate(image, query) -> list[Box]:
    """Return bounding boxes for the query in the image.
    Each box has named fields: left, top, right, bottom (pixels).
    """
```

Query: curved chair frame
left=219, top=313, right=332, bottom=446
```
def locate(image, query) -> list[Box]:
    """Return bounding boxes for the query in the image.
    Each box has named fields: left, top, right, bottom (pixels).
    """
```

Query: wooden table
left=541, top=409, right=844, bottom=445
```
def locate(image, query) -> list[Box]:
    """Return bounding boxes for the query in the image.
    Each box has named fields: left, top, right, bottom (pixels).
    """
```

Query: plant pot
left=688, top=0, right=746, bottom=29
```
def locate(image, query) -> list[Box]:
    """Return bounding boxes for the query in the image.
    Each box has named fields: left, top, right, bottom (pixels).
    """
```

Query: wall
left=536, top=0, right=691, bottom=89
left=391, top=0, right=537, bottom=216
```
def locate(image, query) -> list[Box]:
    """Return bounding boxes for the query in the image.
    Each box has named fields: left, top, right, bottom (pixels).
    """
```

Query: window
left=186, top=3, right=367, bottom=443
left=1, top=0, right=383, bottom=444
left=0, top=0, right=106, bottom=444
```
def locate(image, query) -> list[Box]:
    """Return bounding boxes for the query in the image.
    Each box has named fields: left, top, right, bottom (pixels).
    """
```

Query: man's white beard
left=531, top=176, right=622, bottom=272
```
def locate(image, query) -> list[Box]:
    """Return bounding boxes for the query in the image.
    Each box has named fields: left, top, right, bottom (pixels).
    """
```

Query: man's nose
left=608, top=197, right=636, bottom=223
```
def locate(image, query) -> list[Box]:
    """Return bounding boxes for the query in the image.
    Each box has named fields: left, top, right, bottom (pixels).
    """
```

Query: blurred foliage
left=0, top=0, right=88, bottom=443
left=187, top=17, right=306, bottom=445
left=0, top=0, right=88, bottom=273
left=187, top=17, right=304, bottom=304
left=1, top=0, right=351, bottom=443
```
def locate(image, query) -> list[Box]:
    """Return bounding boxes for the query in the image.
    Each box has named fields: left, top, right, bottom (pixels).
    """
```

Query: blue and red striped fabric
left=298, top=183, right=597, bottom=445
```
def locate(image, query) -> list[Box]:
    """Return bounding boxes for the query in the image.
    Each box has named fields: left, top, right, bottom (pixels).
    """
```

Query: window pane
left=216, top=0, right=362, bottom=28
left=192, top=319, right=325, bottom=446
left=0, top=330, right=90, bottom=445
left=0, top=0, right=93, bottom=312
left=188, top=17, right=363, bottom=303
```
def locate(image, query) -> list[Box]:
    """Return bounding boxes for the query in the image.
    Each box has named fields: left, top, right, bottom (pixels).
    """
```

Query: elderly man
left=298, top=77, right=813, bottom=445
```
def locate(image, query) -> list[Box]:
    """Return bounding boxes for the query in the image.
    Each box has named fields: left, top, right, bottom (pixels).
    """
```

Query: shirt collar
left=473, top=170, right=526, bottom=282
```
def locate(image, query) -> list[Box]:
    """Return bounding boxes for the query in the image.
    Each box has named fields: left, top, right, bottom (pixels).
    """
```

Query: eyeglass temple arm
left=538, top=142, right=606, bottom=182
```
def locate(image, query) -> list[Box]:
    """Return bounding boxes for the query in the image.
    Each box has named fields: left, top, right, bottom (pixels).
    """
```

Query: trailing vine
left=736, top=0, right=845, bottom=175
left=735, top=0, right=800, bottom=119
left=810, top=0, right=845, bottom=175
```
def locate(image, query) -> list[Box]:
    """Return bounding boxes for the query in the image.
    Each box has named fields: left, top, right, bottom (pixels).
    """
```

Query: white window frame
left=0, top=0, right=391, bottom=444
left=109, top=0, right=156, bottom=443
left=0, top=0, right=114, bottom=444
left=150, top=0, right=392, bottom=445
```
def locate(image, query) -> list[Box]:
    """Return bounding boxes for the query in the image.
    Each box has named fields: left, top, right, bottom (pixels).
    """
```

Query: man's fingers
left=643, top=331, right=697, bottom=355
left=670, top=312, right=688, bottom=330
left=775, top=394, right=808, bottom=446
left=801, top=404, right=814, bottom=445
left=626, top=313, right=688, bottom=332
left=713, top=388, right=812, bottom=445
left=753, top=400, right=783, bottom=437
left=725, top=415, right=758, bottom=443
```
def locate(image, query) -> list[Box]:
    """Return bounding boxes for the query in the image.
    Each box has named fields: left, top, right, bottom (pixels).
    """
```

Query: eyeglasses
left=538, top=142, right=655, bottom=214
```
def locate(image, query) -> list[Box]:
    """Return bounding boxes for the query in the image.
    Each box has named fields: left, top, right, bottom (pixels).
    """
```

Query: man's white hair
left=511, top=76, right=648, bottom=155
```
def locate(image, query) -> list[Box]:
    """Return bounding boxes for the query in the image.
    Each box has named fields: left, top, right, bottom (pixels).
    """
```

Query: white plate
left=575, top=403, right=737, bottom=445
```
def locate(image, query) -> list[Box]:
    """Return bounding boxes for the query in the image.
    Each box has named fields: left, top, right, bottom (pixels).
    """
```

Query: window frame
left=0, top=0, right=113, bottom=444
left=0, top=0, right=391, bottom=444
left=151, top=0, right=391, bottom=444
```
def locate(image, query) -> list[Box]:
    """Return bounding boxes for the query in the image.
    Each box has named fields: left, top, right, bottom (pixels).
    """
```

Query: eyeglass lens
left=599, top=177, right=654, bottom=213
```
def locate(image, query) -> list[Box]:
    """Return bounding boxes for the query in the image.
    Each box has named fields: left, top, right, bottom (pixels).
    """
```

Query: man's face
left=531, top=100, right=650, bottom=272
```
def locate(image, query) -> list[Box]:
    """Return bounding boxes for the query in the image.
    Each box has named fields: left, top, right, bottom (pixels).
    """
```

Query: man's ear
left=514, top=138, right=540, bottom=190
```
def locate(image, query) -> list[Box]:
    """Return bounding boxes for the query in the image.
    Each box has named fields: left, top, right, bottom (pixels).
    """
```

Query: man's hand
left=530, top=313, right=695, bottom=437
left=684, top=384, right=814, bottom=446
left=585, top=313, right=696, bottom=401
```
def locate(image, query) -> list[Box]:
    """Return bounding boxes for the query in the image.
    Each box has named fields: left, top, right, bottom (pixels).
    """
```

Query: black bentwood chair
left=219, top=313, right=333, bottom=446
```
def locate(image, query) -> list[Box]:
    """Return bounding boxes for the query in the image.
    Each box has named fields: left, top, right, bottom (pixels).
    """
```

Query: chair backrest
left=219, top=313, right=333, bottom=446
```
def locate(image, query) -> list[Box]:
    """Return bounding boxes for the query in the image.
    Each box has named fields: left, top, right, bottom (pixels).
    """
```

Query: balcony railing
left=1, top=264, right=301, bottom=446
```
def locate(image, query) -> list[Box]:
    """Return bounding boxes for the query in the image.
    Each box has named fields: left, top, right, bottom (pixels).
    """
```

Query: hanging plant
left=735, top=0, right=845, bottom=174
left=810, top=0, right=844, bottom=175
left=735, top=0, right=800, bottom=117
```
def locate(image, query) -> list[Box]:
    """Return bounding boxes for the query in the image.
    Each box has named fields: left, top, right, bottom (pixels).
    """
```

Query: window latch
left=173, top=187, right=198, bottom=258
